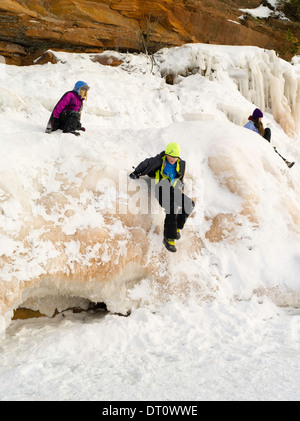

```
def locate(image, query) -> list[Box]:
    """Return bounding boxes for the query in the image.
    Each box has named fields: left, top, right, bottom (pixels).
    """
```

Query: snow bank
left=0, top=44, right=300, bottom=333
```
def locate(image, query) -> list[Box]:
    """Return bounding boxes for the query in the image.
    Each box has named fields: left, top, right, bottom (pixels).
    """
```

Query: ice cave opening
left=12, top=299, right=108, bottom=320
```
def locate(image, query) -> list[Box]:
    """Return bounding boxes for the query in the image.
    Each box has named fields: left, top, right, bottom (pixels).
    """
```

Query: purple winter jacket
left=52, top=91, right=84, bottom=119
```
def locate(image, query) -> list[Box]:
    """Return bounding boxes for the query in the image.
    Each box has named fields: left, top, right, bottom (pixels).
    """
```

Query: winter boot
left=163, top=238, right=177, bottom=253
left=175, top=229, right=181, bottom=240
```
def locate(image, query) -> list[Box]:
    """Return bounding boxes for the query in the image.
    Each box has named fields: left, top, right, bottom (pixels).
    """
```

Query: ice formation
left=0, top=44, right=300, bottom=333
left=159, top=44, right=300, bottom=135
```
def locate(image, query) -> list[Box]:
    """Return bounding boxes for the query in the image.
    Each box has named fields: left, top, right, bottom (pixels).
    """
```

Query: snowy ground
left=0, top=44, right=300, bottom=401
left=0, top=299, right=300, bottom=401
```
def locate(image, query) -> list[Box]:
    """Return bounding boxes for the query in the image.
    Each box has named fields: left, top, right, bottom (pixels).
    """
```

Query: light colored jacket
left=244, top=120, right=259, bottom=134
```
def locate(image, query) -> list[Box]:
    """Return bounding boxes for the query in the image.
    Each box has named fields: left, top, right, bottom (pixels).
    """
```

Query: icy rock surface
left=0, top=44, right=300, bottom=332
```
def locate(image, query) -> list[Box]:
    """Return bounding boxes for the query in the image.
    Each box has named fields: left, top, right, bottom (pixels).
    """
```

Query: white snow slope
left=0, top=44, right=300, bottom=401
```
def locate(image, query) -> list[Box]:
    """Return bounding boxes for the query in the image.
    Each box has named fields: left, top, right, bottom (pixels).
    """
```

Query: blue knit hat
left=74, top=81, right=90, bottom=94
left=252, top=108, right=263, bottom=119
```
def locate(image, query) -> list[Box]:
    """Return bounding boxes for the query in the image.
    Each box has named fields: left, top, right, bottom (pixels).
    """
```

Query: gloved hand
left=129, top=171, right=139, bottom=179
left=177, top=180, right=184, bottom=191
left=51, top=117, right=59, bottom=131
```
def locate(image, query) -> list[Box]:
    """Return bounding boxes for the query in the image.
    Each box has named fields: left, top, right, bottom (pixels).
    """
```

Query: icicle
left=195, top=49, right=207, bottom=76
left=295, top=82, right=300, bottom=134
left=249, top=58, right=266, bottom=111
left=269, top=73, right=296, bottom=136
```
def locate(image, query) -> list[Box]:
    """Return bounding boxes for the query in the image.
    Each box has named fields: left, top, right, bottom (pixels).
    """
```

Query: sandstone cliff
left=0, top=0, right=299, bottom=65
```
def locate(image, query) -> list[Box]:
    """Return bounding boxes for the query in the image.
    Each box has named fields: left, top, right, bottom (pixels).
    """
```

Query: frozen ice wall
left=158, top=44, right=300, bottom=135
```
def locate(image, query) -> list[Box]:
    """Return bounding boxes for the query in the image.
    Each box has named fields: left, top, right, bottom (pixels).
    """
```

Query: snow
left=239, top=0, right=288, bottom=20
left=1, top=300, right=300, bottom=401
left=240, top=5, right=274, bottom=18
left=0, top=43, right=300, bottom=401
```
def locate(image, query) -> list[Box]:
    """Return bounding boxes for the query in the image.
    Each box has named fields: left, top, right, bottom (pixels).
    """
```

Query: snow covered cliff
left=0, top=44, right=300, bottom=333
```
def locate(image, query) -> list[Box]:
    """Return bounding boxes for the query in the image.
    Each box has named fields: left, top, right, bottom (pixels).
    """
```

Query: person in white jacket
left=244, top=108, right=294, bottom=168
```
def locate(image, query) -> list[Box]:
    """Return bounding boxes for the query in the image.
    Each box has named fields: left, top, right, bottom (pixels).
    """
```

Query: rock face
left=0, top=0, right=299, bottom=65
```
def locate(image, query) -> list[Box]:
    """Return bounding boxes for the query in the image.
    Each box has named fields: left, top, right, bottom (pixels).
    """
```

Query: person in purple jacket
left=46, top=81, right=90, bottom=136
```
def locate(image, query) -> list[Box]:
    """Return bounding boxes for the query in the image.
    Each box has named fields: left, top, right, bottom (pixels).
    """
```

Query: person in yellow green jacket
left=129, top=142, right=195, bottom=252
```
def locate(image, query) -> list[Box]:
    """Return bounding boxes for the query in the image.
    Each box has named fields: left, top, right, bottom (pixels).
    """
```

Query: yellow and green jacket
left=134, top=151, right=186, bottom=187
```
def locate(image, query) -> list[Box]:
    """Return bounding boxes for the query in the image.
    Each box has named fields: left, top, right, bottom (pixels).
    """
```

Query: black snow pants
left=155, top=178, right=195, bottom=239
left=58, top=110, right=82, bottom=133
